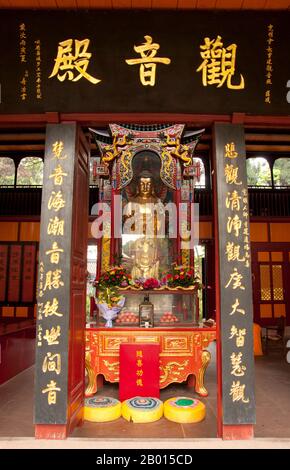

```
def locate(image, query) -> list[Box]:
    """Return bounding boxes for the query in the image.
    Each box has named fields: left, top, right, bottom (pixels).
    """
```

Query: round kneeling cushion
left=84, top=396, right=121, bottom=422
left=122, top=397, right=163, bottom=423
left=164, top=397, right=206, bottom=423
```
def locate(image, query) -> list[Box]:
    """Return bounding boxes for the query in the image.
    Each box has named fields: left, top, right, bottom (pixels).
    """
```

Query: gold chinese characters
left=42, top=380, right=61, bottom=405
left=197, top=35, right=245, bottom=90
left=38, top=139, right=70, bottom=406
left=48, top=34, right=246, bottom=91
left=230, top=381, right=249, bottom=403
left=49, top=39, right=101, bottom=84
left=126, top=35, right=171, bottom=87
left=265, top=25, right=274, bottom=104
left=221, top=139, right=252, bottom=407
left=229, top=326, right=246, bottom=347
left=136, top=350, right=144, bottom=387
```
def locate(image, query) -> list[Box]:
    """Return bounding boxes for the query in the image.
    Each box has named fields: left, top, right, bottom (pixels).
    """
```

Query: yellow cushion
left=122, top=397, right=163, bottom=423
left=164, top=396, right=206, bottom=423
left=84, top=396, right=121, bottom=422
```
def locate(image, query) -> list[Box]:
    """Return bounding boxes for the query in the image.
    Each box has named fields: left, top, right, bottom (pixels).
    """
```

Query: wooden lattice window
left=257, top=251, right=286, bottom=319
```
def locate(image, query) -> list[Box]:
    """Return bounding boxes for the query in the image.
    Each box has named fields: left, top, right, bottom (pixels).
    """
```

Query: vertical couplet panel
left=34, top=124, right=89, bottom=439
left=214, top=123, right=256, bottom=432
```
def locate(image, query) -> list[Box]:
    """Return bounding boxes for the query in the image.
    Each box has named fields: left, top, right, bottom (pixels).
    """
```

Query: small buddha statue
left=126, top=171, right=161, bottom=280
left=131, top=237, right=160, bottom=280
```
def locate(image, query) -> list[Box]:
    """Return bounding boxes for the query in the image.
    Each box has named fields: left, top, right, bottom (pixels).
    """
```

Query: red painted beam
left=1, top=112, right=290, bottom=128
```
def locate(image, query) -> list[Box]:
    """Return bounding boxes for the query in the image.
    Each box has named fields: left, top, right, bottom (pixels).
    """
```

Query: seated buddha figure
left=124, top=171, right=163, bottom=280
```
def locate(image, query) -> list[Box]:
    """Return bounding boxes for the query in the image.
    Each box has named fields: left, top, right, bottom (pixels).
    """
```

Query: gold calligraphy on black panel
left=223, top=141, right=250, bottom=405
left=39, top=140, right=70, bottom=405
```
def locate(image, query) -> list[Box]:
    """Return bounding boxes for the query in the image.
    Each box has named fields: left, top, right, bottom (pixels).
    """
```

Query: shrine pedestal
left=85, top=327, right=216, bottom=397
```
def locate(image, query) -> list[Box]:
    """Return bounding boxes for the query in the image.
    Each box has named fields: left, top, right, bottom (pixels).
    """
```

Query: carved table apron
left=85, top=327, right=216, bottom=397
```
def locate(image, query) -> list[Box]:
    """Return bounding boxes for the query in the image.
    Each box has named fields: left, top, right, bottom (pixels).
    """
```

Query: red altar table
left=85, top=327, right=216, bottom=398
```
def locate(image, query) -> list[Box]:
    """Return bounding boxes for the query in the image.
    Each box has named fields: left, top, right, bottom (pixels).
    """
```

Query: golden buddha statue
left=131, top=238, right=159, bottom=280
left=126, top=171, right=162, bottom=280
left=133, top=174, right=158, bottom=206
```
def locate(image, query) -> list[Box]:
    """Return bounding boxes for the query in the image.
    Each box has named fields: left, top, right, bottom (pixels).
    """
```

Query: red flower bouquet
left=143, top=278, right=160, bottom=290
left=133, top=277, right=160, bottom=289
left=94, top=266, right=132, bottom=290
left=162, top=264, right=202, bottom=289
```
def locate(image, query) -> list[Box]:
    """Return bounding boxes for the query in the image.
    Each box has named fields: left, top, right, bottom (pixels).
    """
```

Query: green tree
left=273, top=158, right=290, bottom=187
left=17, top=157, right=43, bottom=186
left=0, top=157, right=15, bottom=185
left=247, top=157, right=271, bottom=187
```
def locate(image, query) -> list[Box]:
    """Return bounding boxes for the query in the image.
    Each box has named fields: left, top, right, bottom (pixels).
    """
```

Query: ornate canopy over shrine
left=90, top=124, right=204, bottom=189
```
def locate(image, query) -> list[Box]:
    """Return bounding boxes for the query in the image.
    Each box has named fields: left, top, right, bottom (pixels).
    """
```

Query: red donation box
left=119, top=343, right=160, bottom=402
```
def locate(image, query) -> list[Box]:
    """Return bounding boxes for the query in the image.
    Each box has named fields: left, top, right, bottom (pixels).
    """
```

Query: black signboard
left=35, top=124, right=77, bottom=424
left=7, top=245, right=22, bottom=303
left=22, top=244, right=37, bottom=303
left=214, top=123, right=255, bottom=425
left=0, top=245, right=8, bottom=303
left=0, top=242, right=38, bottom=305
left=0, top=10, right=289, bottom=115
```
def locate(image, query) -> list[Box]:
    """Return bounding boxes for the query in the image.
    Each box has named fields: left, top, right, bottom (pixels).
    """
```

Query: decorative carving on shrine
left=90, top=124, right=204, bottom=190
left=159, top=360, right=190, bottom=384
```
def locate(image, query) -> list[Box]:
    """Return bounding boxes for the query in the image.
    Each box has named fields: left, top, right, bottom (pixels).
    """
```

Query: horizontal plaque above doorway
left=0, top=10, right=289, bottom=115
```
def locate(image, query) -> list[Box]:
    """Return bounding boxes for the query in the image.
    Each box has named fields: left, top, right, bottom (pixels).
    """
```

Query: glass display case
left=95, top=289, right=200, bottom=328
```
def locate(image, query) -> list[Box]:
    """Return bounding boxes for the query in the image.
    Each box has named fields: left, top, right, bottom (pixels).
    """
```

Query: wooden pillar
left=109, top=186, right=116, bottom=265
left=205, top=241, right=215, bottom=320
left=110, top=187, right=121, bottom=265
left=213, top=123, right=256, bottom=440
left=34, top=123, right=89, bottom=439
left=175, top=189, right=182, bottom=265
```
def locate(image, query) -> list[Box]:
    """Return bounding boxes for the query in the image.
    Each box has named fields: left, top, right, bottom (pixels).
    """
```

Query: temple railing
left=194, top=188, right=212, bottom=216
left=0, top=185, right=99, bottom=217
left=0, top=186, right=290, bottom=217
left=0, top=186, right=42, bottom=216
left=248, top=187, right=290, bottom=217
